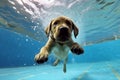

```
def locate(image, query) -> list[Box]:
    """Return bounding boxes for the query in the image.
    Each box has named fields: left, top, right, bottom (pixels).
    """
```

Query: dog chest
left=53, top=44, right=69, bottom=60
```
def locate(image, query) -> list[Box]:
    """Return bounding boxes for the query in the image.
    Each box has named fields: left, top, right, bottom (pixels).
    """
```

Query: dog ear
left=72, top=22, right=79, bottom=38
left=45, top=20, right=53, bottom=37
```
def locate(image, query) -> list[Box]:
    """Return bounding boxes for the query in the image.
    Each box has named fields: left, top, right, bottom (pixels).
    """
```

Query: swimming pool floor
left=0, top=60, right=120, bottom=80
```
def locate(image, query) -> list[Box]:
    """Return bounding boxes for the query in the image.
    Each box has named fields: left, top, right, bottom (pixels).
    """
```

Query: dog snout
left=59, top=27, right=68, bottom=33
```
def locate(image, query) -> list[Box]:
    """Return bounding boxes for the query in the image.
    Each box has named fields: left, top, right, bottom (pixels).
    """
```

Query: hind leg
left=53, top=58, right=60, bottom=66
left=63, top=57, right=68, bottom=73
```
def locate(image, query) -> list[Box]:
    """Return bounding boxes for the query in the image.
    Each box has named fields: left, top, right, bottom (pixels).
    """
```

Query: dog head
left=45, top=16, right=79, bottom=43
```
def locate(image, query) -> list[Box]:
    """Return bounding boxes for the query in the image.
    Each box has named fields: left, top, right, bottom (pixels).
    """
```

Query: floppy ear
left=45, top=20, right=53, bottom=37
left=72, top=22, right=79, bottom=38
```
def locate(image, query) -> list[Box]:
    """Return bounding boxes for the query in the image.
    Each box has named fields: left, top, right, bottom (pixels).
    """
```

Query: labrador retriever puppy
left=34, top=16, right=84, bottom=73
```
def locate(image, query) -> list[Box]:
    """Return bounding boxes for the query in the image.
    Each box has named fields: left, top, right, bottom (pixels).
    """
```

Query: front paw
left=71, top=43, right=84, bottom=55
left=34, top=53, right=48, bottom=64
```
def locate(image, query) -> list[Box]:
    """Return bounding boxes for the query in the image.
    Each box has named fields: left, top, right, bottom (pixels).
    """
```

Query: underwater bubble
left=37, top=23, right=39, bottom=25
left=12, top=6, right=16, bottom=10
left=8, top=0, right=15, bottom=5
left=33, top=64, right=36, bottom=66
left=114, top=35, right=118, bottom=40
left=24, top=63, right=26, bottom=66
left=33, top=26, right=37, bottom=31
left=17, top=11, right=20, bottom=14
left=25, top=35, right=28, bottom=37
left=25, top=16, right=27, bottom=19
left=26, top=39, right=29, bottom=42
left=32, top=20, right=34, bottom=23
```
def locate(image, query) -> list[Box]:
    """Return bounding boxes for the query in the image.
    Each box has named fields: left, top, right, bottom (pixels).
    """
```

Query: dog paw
left=34, top=53, right=48, bottom=64
left=71, top=43, right=84, bottom=55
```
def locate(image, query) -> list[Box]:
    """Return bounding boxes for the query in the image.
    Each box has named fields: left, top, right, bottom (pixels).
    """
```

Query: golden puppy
left=34, top=16, right=84, bottom=73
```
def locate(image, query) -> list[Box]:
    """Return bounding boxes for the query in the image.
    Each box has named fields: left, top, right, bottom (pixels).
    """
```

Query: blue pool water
left=0, top=60, right=120, bottom=80
left=0, top=0, right=120, bottom=80
left=0, top=28, right=120, bottom=80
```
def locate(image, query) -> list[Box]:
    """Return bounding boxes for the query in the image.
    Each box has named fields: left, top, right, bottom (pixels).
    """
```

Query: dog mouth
left=56, top=34, right=70, bottom=42
left=57, top=36, right=69, bottom=42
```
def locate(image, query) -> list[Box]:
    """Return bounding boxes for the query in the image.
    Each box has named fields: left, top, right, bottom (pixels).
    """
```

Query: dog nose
left=59, top=27, right=68, bottom=32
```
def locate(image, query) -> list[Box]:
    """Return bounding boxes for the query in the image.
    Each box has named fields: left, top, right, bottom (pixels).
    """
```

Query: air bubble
left=114, top=35, right=117, bottom=40
left=24, top=64, right=26, bottom=66
left=26, top=39, right=29, bottom=42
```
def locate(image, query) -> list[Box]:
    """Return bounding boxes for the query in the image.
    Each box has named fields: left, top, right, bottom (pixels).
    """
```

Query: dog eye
left=65, top=20, right=71, bottom=25
left=53, top=21, right=59, bottom=26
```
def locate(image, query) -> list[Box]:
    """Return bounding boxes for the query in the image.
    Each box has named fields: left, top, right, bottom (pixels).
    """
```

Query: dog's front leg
left=68, top=40, right=84, bottom=55
left=35, top=39, right=54, bottom=64
left=71, top=42, right=84, bottom=55
left=34, top=47, right=49, bottom=63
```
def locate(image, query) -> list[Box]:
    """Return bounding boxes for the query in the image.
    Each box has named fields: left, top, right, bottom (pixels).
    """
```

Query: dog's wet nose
left=59, top=27, right=68, bottom=32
